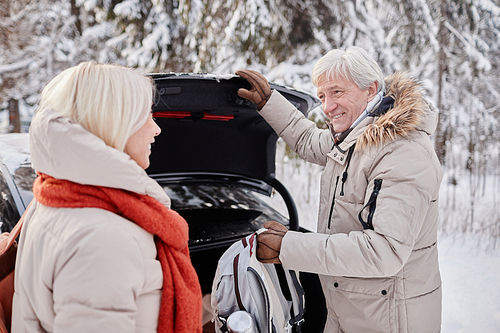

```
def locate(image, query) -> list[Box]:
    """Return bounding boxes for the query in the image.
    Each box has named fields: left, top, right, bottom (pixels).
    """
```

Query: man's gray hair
left=312, top=46, right=385, bottom=93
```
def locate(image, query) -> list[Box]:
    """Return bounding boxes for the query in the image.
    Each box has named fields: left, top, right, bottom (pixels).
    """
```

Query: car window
left=0, top=171, right=21, bottom=232
left=161, top=184, right=288, bottom=246
left=163, top=184, right=264, bottom=210
left=14, top=165, right=36, bottom=192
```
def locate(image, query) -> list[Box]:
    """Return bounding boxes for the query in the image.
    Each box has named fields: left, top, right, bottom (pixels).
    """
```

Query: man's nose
left=323, top=97, right=337, bottom=113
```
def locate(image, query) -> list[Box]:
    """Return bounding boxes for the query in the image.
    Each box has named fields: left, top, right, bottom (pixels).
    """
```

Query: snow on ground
left=439, top=235, right=500, bottom=333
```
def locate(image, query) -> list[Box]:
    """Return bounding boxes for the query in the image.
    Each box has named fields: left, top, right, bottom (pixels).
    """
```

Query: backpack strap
left=247, top=266, right=272, bottom=333
left=233, top=233, right=256, bottom=313
left=285, top=270, right=305, bottom=333
left=233, top=253, right=247, bottom=312
left=0, top=200, right=34, bottom=281
left=0, top=200, right=32, bottom=254
left=262, top=264, right=306, bottom=333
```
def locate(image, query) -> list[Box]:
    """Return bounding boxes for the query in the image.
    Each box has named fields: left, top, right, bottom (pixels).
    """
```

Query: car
left=0, top=133, right=34, bottom=232
left=0, top=73, right=326, bottom=332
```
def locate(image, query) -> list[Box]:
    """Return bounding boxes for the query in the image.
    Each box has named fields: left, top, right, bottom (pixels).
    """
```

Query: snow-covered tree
left=0, top=0, right=108, bottom=131
left=1, top=1, right=499, bottom=237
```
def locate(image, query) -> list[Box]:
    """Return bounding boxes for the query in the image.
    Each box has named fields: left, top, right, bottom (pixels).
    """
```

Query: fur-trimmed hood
left=357, top=72, right=438, bottom=150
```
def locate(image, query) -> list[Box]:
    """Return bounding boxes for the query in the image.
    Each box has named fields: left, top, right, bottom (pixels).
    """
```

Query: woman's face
left=124, top=114, right=161, bottom=169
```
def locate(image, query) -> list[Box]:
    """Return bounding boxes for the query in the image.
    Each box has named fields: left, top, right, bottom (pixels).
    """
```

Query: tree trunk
left=434, top=0, right=448, bottom=165
left=70, top=0, right=82, bottom=35
left=9, top=99, right=20, bottom=133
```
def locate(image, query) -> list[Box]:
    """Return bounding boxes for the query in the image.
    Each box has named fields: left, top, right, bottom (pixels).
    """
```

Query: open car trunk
left=147, top=73, right=320, bottom=248
left=147, top=73, right=315, bottom=189
left=147, top=74, right=327, bottom=332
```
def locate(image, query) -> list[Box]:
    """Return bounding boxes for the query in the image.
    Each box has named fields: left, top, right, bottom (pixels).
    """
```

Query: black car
left=0, top=74, right=326, bottom=332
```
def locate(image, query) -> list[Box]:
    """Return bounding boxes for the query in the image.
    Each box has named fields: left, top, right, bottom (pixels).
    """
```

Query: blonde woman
left=12, top=61, right=202, bottom=333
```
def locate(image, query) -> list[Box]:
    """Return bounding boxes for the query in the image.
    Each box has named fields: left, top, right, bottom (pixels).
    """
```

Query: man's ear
left=367, top=81, right=379, bottom=102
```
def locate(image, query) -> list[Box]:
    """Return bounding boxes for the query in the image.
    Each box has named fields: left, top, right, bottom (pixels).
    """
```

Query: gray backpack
left=211, top=230, right=305, bottom=333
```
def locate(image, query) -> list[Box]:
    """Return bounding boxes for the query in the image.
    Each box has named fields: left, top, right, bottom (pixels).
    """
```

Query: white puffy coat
left=12, top=108, right=171, bottom=332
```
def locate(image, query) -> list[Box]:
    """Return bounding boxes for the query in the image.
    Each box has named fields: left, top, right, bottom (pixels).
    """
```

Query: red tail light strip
left=153, top=111, right=234, bottom=121
left=202, top=114, right=234, bottom=121
left=153, top=111, right=189, bottom=119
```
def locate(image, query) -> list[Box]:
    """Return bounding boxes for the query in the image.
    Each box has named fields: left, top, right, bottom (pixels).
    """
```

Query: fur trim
left=356, top=72, right=426, bottom=150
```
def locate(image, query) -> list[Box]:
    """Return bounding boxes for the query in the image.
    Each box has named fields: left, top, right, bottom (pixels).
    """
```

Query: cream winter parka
left=258, top=73, right=443, bottom=333
left=12, top=108, right=171, bottom=332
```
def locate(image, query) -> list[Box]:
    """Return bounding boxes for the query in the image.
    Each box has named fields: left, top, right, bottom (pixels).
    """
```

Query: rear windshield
left=161, top=184, right=288, bottom=245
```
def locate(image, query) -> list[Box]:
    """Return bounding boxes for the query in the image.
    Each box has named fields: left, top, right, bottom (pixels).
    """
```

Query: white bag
left=211, top=230, right=305, bottom=333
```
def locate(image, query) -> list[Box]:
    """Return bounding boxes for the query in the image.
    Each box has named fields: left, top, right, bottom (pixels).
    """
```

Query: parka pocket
left=328, top=198, right=365, bottom=233
left=376, top=199, right=414, bottom=244
left=324, top=277, right=400, bottom=333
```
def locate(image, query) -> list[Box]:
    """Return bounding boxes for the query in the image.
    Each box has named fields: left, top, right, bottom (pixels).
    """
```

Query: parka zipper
left=327, top=176, right=340, bottom=229
left=328, top=145, right=355, bottom=229
left=358, top=179, right=383, bottom=230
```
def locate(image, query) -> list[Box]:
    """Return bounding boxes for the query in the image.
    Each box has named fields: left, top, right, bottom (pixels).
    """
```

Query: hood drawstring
left=339, top=144, right=355, bottom=196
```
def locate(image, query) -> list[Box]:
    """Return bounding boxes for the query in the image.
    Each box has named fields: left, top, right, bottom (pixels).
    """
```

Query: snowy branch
left=0, top=2, right=37, bottom=28
left=444, top=21, right=491, bottom=71
left=0, top=16, right=76, bottom=75
left=0, top=58, right=37, bottom=75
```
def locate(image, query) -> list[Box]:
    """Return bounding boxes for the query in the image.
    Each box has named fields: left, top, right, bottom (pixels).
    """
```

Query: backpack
left=211, top=230, right=305, bottom=333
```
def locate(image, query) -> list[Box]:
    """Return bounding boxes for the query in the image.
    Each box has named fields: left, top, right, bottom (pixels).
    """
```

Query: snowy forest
left=1, top=0, right=500, bottom=246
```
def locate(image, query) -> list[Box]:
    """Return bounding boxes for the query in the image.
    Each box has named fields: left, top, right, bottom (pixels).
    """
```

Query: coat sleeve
left=259, top=90, right=333, bottom=166
left=279, top=139, right=440, bottom=278
left=51, top=215, right=146, bottom=333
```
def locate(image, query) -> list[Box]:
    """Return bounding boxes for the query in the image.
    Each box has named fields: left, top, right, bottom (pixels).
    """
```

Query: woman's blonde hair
left=311, top=46, right=385, bottom=93
left=38, top=61, right=154, bottom=151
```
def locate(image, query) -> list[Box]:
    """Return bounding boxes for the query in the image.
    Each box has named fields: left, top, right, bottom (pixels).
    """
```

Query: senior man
left=236, top=46, right=443, bottom=333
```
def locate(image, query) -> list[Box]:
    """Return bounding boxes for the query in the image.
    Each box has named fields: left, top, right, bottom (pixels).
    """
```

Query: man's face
left=317, top=74, right=377, bottom=134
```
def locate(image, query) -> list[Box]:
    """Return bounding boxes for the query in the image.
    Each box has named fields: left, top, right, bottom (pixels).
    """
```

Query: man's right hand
left=256, top=221, right=288, bottom=264
left=236, top=69, right=271, bottom=110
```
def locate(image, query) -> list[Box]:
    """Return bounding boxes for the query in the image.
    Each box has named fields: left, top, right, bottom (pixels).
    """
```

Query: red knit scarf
left=33, top=173, right=202, bottom=333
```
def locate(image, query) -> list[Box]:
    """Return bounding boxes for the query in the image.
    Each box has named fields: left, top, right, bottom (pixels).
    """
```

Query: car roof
left=0, top=133, right=31, bottom=174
